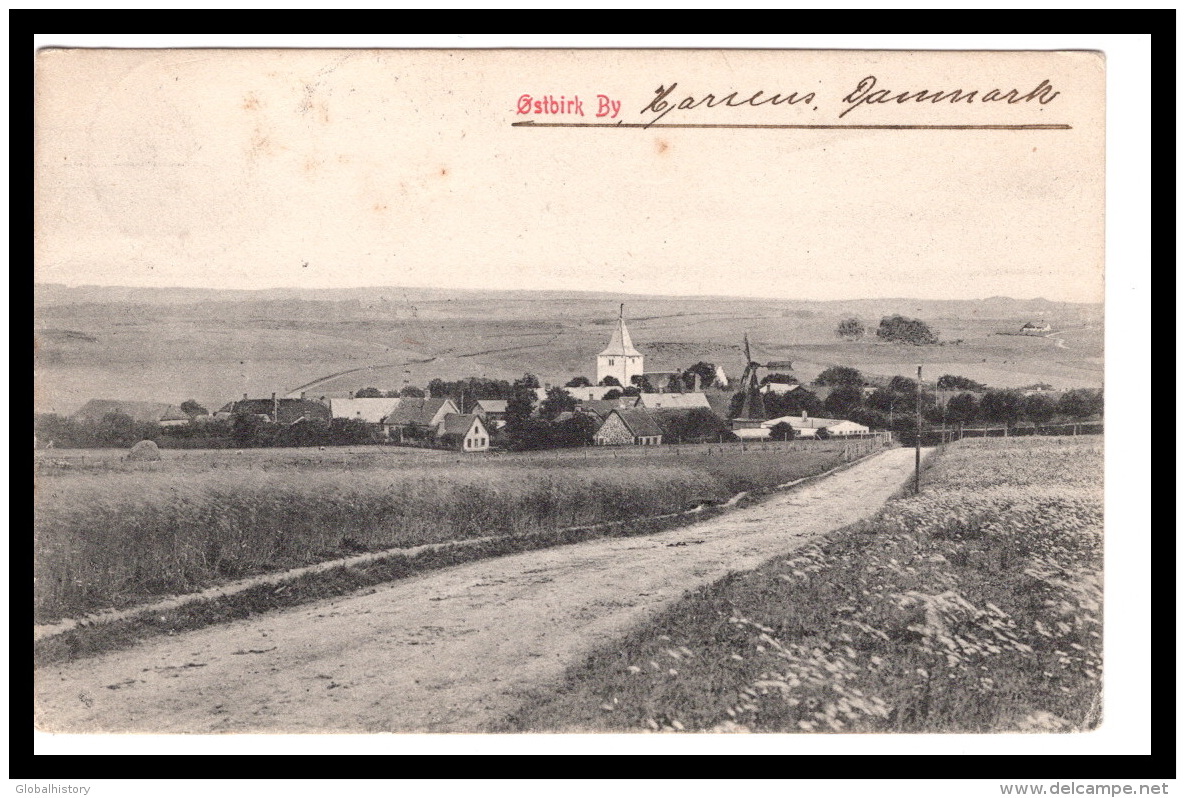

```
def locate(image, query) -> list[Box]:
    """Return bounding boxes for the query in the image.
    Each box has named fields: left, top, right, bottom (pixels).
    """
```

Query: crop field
left=502, top=436, right=1103, bottom=733
left=33, top=445, right=847, bottom=623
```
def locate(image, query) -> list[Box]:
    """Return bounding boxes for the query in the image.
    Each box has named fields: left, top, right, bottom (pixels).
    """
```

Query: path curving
left=34, top=447, right=922, bottom=733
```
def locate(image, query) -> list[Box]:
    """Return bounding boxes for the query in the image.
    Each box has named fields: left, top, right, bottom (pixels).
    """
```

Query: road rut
left=35, top=447, right=920, bottom=733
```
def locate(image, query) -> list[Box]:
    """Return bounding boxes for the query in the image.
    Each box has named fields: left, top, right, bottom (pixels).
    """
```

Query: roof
left=762, top=415, right=868, bottom=431
left=577, top=398, right=639, bottom=419
left=472, top=399, right=508, bottom=413
left=438, top=413, right=482, bottom=437
left=733, top=427, right=771, bottom=440
left=73, top=399, right=188, bottom=423
left=215, top=398, right=331, bottom=424
left=636, top=392, right=712, bottom=411
left=703, top=391, right=734, bottom=419
left=598, top=315, right=643, bottom=357
left=383, top=397, right=454, bottom=426
left=611, top=409, right=664, bottom=438
left=329, top=398, right=402, bottom=423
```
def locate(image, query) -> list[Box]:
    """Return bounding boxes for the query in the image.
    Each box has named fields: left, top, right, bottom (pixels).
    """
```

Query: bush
left=876, top=315, right=938, bottom=345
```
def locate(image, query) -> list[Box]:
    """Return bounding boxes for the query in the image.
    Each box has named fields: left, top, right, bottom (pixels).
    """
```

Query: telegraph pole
left=915, top=365, right=922, bottom=495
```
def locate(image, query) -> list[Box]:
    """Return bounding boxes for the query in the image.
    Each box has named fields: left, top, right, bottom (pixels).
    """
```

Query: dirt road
left=34, top=447, right=920, bottom=733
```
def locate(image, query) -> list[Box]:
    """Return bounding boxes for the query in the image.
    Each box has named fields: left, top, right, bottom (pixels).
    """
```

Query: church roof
left=598, top=313, right=643, bottom=357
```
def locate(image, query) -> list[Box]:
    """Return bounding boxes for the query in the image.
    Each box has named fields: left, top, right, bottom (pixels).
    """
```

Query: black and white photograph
left=29, top=39, right=1146, bottom=766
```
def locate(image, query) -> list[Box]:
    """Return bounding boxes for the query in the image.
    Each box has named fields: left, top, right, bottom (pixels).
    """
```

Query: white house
left=436, top=413, right=490, bottom=452
left=596, top=306, right=644, bottom=387
left=762, top=414, right=871, bottom=438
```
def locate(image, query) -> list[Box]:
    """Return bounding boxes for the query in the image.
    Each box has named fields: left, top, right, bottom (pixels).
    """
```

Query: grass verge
left=497, top=437, right=1102, bottom=734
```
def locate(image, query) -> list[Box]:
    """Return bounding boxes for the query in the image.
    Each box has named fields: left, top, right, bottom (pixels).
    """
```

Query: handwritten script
left=639, top=76, right=1061, bottom=127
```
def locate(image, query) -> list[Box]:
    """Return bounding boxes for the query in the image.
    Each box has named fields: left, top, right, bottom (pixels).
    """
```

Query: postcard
left=34, top=48, right=1105, bottom=740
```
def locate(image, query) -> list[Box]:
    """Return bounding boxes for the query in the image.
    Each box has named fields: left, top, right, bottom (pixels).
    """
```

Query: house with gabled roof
left=576, top=397, right=640, bottom=421
left=435, top=413, right=490, bottom=452
left=214, top=395, right=332, bottom=425
left=594, top=408, right=663, bottom=446
left=382, top=397, right=459, bottom=442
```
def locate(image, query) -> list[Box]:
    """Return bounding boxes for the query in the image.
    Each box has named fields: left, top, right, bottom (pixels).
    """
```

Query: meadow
left=33, top=444, right=847, bottom=623
left=501, top=436, right=1103, bottom=733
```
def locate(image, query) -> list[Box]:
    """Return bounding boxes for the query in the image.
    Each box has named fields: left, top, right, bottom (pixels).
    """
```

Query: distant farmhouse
left=73, top=399, right=189, bottom=427
left=1020, top=321, right=1052, bottom=334
left=634, top=392, right=712, bottom=411
left=329, top=397, right=402, bottom=424
left=215, top=394, right=332, bottom=425
left=382, top=397, right=459, bottom=442
left=594, top=409, right=663, bottom=446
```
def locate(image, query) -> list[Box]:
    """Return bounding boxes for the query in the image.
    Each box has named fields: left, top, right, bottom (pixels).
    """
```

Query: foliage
left=945, top=393, right=980, bottom=426
left=355, top=387, right=384, bottom=398
left=180, top=400, right=208, bottom=418
left=653, top=409, right=734, bottom=444
left=630, top=375, right=656, bottom=393
left=835, top=317, right=865, bottom=340
left=599, top=376, right=622, bottom=387
left=823, top=386, right=865, bottom=417
left=1023, top=394, right=1056, bottom=425
left=34, top=413, right=162, bottom=449
left=399, top=386, right=426, bottom=398
left=876, top=315, right=938, bottom=345
left=540, top=386, right=579, bottom=421
left=622, top=386, right=642, bottom=397
left=937, top=375, right=988, bottom=391
left=1057, top=389, right=1103, bottom=420
left=813, top=366, right=864, bottom=387
left=684, top=362, right=719, bottom=390
left=979, top=390, right=1026, bottom=427
left=768, top=421, right=796, bottom=441
left=888, top=375, right=918, bottom=394
left=603, top=388, right=624, bottom=400
left=566, top=376, right=593, bottom=388
left=764, top=388, right=824, bottom=420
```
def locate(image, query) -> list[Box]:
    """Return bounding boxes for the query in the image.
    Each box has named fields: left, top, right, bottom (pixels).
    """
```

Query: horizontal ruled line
left=512, top=121, right=1072, bottom=130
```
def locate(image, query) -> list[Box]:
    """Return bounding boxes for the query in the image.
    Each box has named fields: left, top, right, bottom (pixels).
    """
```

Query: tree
left=232, top=412, right=265, bottom=446
left=835, top=317, right=865, bottom=340
left=598, top=375, right=621, bottom=387
left=769, top=421, right=796, bottom=441
left=355, top=387, right=384, bottom=398
left=630, top=375, right=655, bottom=393
left=1058, top=389, right=1103, bottom=420
left=540, top=386, right=577, bottom=421
left=813, top=366, right=864, bottom=387
left=815, top=427, right=832, bottom=440
left=823, top=385, right=865, bottom=418
left=759, top=373, right=795, bottom=386
left=399, top=386, right=426, bottom=398
left=180, top=399, right=208, bottom=418
left=865, top=388, right=897, bottom=414
left=519, top=373, right=541, bottom=389
left=622, top=386, right=641, bottom=397
left=876, top=315, right=938, bottom=345
left=937, top=375, right=988, bottom=391
left=765, top=387, right=823, bottom=419
left=1023, top=393, right=1056, bottom=425
left=603, top=388, right=623, bottom=400
left=565, top=376, right=592, bottom=388
left=979, top=390, right=1025, bottom=428
left=684, top=362, right=718, bottom=390
left=888, top=375, right=918, bottom=394
left=96, top=412, right=140, bottom=447
left=945, top=393, right=980, bottom=426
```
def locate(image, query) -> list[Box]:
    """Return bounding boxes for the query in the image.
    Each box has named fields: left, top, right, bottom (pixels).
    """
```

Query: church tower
left=596, top=304, right=644, bottom=386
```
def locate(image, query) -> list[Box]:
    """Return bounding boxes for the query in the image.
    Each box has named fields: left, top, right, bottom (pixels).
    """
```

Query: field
left=34, top=443, right=849, bottom=623
left=501, top=436, right=1102, bottom=733
left=35, top=285, right=1102, bottom=414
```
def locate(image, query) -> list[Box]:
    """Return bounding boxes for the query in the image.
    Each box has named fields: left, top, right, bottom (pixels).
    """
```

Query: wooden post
left=915, top=365, right=922, bottom=495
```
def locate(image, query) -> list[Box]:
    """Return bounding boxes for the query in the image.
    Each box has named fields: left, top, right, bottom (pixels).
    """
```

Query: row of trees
left=34, top=412, right=381, bottom=449
left=733, top=366, right=1103, bottom=433
left=835, top=315, right=939, bottom=345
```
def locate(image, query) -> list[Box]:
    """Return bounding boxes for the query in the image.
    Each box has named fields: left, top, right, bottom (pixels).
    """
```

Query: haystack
left=127, top=440, right=162, bottom=461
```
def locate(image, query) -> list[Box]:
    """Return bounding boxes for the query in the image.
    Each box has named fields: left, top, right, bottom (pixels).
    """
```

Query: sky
left=35, top=42, right=1106, bottom=302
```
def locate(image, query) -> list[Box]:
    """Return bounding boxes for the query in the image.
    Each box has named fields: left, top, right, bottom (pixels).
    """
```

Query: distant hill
left=33, top=283, right=1104, bottom=415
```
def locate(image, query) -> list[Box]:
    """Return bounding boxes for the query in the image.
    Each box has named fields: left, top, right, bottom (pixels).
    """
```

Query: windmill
left=735, top=333, right=795, bottom=421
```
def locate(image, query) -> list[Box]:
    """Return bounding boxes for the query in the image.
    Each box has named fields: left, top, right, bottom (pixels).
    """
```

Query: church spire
left=599, top=303, right=642, bottom=357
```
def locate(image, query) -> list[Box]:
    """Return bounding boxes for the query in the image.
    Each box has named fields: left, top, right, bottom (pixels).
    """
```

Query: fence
left=898, top=422, right=1103, bottom=447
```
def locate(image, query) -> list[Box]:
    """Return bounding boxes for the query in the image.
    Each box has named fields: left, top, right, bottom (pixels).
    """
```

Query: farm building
left=634, top=392, right=712, bottom=411
left=329, top=398, right=403, bottom=424
left=1020, top=321, right=1052, bottom=334
left=382, top=397, right=460, bottom=442
left=759, top=381, right=799, bottom=395
left=215, top=395, right=332, bottom=425
left=762, top=414, right=871, bottom=438
left=73, top=399, right=189, bottom=426
left=651, top=408, right=733, bottom=444
left=471, top=399, right=508, bottom=422
left=596, top=305, right=645, bottom=387
left=435, top=413, right=490, bottom=452
left=594, top=409, right=663, bottom=446
left=733, top=427, right=771, bottom=440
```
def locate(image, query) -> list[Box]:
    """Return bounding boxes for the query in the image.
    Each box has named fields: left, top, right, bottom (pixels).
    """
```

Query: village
left=39, top=308, right=1102, bottom=455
